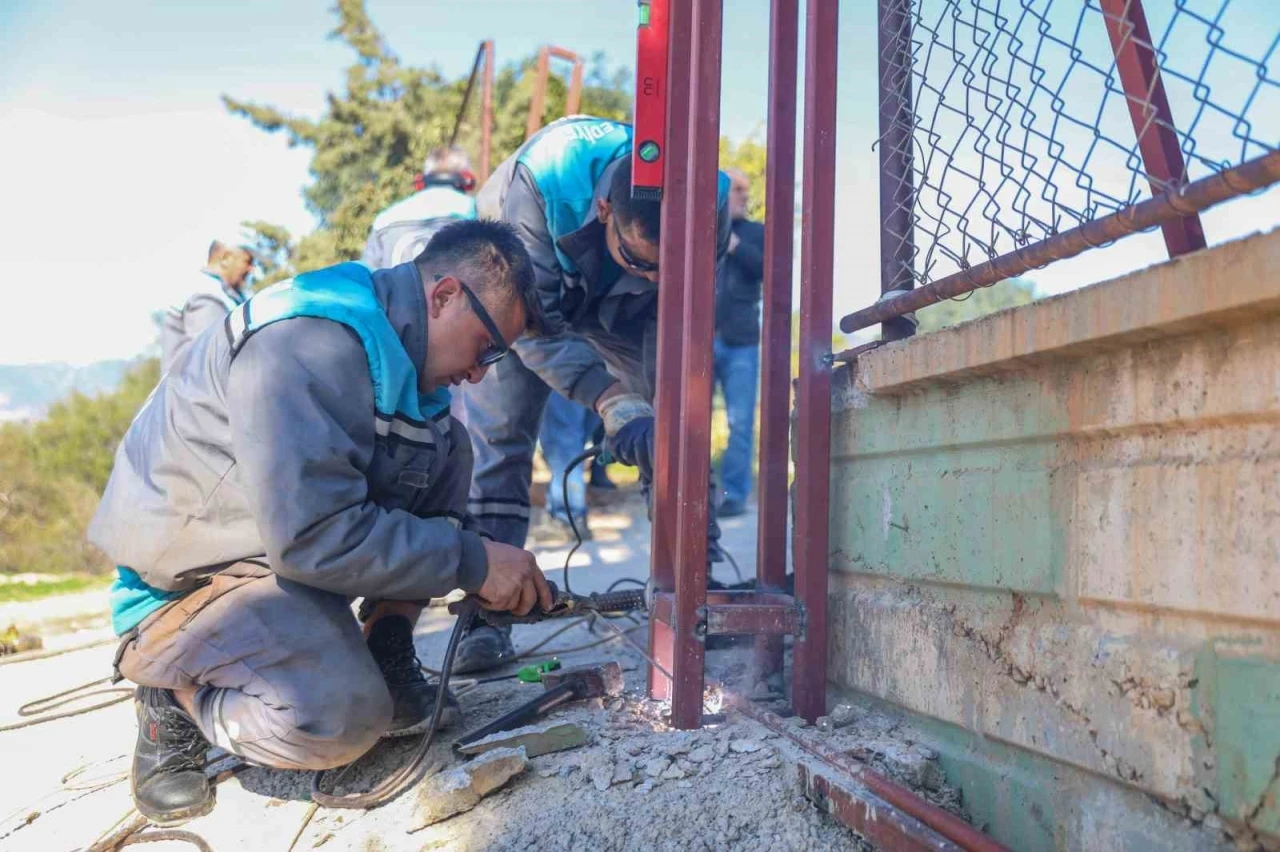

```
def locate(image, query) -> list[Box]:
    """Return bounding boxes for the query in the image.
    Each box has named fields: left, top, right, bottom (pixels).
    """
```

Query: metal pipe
left=480, top=40, right=494, bottom=183
left=877, top=0, right=918, bottom=342
left=566, top=56, right=584, bottom=115
left=526, top=46, right=551, bottom=140
left=1099, top=0, right=1206, bottom=257
left=736, top=701, right=1012, bottom=852
left=669, top=0, right=725, bottom=731
left=839, top=149, right=1280, bottom=333
left=753, top=0, right=800, bottom=682
left=792, top=0, right=838, bottom=723
left=648, top=0, right=695, bottom=702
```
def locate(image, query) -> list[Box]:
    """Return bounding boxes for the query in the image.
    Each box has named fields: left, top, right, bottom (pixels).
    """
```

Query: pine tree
left=225, top=0, right=633, bottom=285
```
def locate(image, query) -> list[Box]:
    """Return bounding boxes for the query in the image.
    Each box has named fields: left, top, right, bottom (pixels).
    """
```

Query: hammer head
left=540, top=660, right=623, bottom=699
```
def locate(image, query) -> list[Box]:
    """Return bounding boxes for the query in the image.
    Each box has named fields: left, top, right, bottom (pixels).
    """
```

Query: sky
left=0, top=0, right=1275, bottom=365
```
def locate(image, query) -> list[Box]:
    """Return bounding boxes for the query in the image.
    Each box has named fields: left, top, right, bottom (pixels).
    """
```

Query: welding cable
left=418, top=612, right=648, bottom=679
left=0, top=636, right=117, bottom=668
left=559, top=445, right=603, bottom=597
left=311, top=598, right=473, bottom=809
left=560, top=446, right=747, bottom=590
left=0, top=677, right=134, bottom=733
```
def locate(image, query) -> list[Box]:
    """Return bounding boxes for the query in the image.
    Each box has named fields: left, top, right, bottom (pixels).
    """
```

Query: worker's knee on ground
left=285, top=678, right=393, bottom=771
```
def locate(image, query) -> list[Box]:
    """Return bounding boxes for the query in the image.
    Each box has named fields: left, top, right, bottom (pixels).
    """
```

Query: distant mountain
left=0, top=360, right=135, bottom=422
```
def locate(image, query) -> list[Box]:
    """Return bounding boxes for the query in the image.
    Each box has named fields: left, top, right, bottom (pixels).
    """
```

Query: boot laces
left=375, top=630, right=428, bottom=687
left=154, top=704, right=208, bottom=771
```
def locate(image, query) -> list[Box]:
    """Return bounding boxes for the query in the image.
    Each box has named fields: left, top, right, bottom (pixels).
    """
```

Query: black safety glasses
left=439, top=275, right=508, bottom=367
left=613, top=218, right=659, bottom=274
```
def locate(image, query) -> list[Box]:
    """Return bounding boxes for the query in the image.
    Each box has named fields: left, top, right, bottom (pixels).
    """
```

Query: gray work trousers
left=454, top=321, right=723, bottom=556
left=116, top=562, right=392, bottom=771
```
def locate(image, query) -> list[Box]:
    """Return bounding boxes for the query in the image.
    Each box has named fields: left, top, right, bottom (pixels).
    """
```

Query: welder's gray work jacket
left=476, top=116, right=731, bottom=410
left=89, top=261, right=490, bottom=602
left=159, top=271, right=246, bottom=373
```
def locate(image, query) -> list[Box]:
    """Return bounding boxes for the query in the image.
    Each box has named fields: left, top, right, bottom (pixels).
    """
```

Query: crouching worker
left=87, top=219, right=552, bottom=826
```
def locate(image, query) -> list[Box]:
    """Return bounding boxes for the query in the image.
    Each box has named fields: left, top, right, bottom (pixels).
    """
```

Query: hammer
left=453, top=661, right=623, bottom=750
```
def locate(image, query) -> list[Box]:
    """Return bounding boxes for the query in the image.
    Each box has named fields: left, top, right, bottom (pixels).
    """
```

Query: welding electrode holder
left=447, top=580, right=648, bottom=629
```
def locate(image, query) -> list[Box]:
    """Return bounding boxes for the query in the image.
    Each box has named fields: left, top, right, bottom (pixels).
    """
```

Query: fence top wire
left=879, top=0, right=1279, bottom=287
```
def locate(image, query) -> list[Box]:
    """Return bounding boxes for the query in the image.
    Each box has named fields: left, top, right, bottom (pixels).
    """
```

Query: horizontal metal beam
left=650, top=591, right=804, bottom=638
left=797, top=763, right=961, bottom=852
left=735, top=701, right=1013, bottom=852
left=839, top=149, right=1280, bottom=333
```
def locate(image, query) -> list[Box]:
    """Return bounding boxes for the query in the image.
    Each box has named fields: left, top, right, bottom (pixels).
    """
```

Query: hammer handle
left=454, top=683, right=576, bottom=748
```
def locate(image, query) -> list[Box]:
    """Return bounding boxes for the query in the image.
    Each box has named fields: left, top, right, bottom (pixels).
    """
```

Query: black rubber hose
left=560, top=445, right=603, bottom=597
left=311, top=600, right=475, bottom=809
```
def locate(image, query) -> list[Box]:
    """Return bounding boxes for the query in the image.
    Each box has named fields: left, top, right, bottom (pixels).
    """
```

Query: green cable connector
left=516, top=659, right=562, bottom=683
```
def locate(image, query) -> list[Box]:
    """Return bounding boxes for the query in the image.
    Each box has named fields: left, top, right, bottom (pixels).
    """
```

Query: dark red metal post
left=647, top=0, right=695, bottom=701
left=526, top=47, right=552, bottom=140
left=754, top=0, right=800, bottom=681
left=1099, top=0, right=1206, bottom=257
left=668, top=0, right=725, bottom=730
left=792, top=0, right=838, bottom=723
left=878, top=0, right=918, bottom=341
left=480, top=40, right=494, bottom=183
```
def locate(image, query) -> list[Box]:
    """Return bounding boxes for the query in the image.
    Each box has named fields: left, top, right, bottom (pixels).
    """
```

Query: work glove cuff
left=597, top=392, right=654, bottom=436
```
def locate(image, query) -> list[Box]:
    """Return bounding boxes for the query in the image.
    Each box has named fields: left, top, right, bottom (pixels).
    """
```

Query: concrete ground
left=0, top=493, right=888, bottom=851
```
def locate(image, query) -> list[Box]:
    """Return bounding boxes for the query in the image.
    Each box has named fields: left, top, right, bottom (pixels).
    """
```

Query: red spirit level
left=633, top=0, right=668, bottom=200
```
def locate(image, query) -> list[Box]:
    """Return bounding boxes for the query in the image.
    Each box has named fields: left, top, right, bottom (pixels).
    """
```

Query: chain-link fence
left=872, top=0, right=1278, bottom=297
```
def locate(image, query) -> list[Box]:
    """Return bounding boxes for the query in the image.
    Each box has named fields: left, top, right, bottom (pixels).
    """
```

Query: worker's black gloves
left=598, top=391, right=656, bottom=481
left=605, top=416, right=655, bottom=481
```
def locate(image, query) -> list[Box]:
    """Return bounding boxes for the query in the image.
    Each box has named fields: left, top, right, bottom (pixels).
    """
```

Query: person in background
left=160, top=231, right=257, bottom=372
left=363, top=146, right=477, bottom=270
left=712, top=168, right=765, bottom=518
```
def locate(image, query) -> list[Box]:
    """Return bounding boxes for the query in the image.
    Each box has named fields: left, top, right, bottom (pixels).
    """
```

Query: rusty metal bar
left=839, top=149, right=1280, bottom=333
left=525, top=46, right=551, bottom=140
left=754, top=0, right=800, bottom=682
left=565, top=55, right=584, bottom=115
left=651, top=591, right=804, bottom=637
left=546, top=46, right=579, bottom=62
left=737, top=702, right=1013, bottom=852
left=878, top=0, right=918, bottom=342
left=792, top=0, right=837, bottom=724
left=1100, top=0, right=1206, bottom=257
left=668, top=0, right=724, bottom=730
left=480, top=40, right=494, bottom=183
left=648, top=0, right=695, bottom=702
left=797, top=764, right=963, bottom=852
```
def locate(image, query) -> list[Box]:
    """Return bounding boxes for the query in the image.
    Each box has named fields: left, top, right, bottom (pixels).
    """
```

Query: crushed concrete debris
left=409, top=746, right=528, bottom=830
left=830, top=703, right=860, bottom=727
left=644, top=756, right=672, bottom=777
left=455, top=721, right=588, bottom=758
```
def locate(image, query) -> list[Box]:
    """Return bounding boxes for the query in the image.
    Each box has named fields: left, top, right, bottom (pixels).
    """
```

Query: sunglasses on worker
left=613, top=217, right=659, bottom=274
left=437, top=275, right=508, bottom=367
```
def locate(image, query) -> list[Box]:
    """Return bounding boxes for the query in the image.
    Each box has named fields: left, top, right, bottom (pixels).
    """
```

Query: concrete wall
left=826, top=229, right=1280, bottom=851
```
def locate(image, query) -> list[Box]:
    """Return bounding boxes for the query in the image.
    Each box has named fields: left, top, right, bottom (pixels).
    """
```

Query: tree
left=0, top=359, right=160, bottom=575
left=913, top=278, right=1038, bottom=333
left=225, top=0, right=634, bottom=286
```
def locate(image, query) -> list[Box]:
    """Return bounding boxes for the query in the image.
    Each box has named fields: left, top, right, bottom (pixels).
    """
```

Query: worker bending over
left=453, top=115, right=731, bottom=673
left=89, top=220, right=552, bottom=825
left=160, top=231, right=257, bottom=372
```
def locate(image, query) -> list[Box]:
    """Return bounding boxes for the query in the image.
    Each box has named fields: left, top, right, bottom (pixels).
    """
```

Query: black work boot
left=131, top=687, right=215, bottom=826
left=366, top=615, right=461, bottom=737
left=452, top=623, right=516, bottom=675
